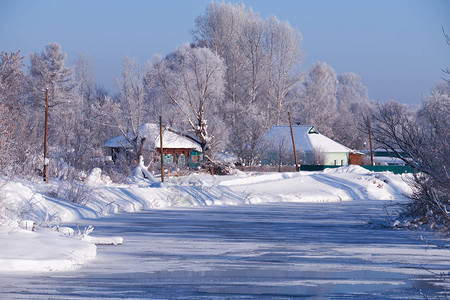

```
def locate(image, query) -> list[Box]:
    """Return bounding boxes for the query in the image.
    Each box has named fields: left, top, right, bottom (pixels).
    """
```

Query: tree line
left=0, top=3, right=375, bottom=175
left=0, top=2, right=448, bottom=228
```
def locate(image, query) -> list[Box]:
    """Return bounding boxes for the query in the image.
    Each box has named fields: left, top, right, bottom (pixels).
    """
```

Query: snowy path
left=310, top=174, right=367, bottom=200
left=0, top=201, right=448, bottom=299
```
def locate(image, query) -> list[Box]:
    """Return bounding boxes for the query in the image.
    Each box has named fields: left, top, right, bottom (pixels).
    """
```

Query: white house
left=263, top=125, right=357, bottom=166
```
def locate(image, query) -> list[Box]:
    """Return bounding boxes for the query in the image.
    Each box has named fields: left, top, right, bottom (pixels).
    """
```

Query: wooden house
left=105, top=123, right=202, bottom=168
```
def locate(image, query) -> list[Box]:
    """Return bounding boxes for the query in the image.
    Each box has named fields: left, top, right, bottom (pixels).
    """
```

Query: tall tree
left=296, top=62, right=338, bottom=137
left=193, top=2, right=304, bottom=164
left=193, top=2, right=248, bottom=126
left=114, top=56, right=147, bottom=162
left=369, top=84, right=450, bottom=229
left=145, top=44, right=226, bottom=153
left=264, top=16, right=303, bottom=125
left=0, top=50, right=29, bottom=175
left=27, top=42, right=78, bottom=161
left=442, top=27, right=450, bottom=82
left=75, top=53, right=96, bottom=106
left=333, top=72, right=375, bottom=149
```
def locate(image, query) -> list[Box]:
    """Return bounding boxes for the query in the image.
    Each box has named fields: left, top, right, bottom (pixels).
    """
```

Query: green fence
left=360, top=165, right=416, bottom=174
left=299, top=165, right=415, bottom=174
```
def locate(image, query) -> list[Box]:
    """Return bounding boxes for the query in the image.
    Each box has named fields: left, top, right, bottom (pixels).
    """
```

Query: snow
left=104, top=123, right=202, bottom=151
left=82, top=234, right=123, bottom=245
left=0, top=228, right=96, bottom=272
left=264, top=125, right=352, bottom=153
left=85, top=167, right=112, bottom=185
left=0, top=166, right=413, bottom=274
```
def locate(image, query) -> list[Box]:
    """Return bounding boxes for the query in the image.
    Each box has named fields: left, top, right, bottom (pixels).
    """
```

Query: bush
left=369, top=85, right=450, bottom=230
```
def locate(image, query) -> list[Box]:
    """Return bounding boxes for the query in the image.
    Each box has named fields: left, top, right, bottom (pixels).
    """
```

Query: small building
left=348, top=151, right=364, bottom=165
left=105, top=123, right=202, bottom=168
left=263, top=125, right=360, bottom=166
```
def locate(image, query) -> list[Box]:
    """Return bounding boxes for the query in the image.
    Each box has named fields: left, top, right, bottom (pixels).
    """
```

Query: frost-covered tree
left=193, top=2, right=304, bottom=163
left=28, top=43, right=77, bottom=108
left=145, top=44, right=226, bottom=154
left=241, top=14, right=266, bottom=106
left=27, top=43, right=79, bottom=166
left=70, top=54, right=116, bottom=170
left=229, top=103, right=268, bottom=166
left=296, top=62, right=338, bottom=137
left=0, top=51, right=25, bottom=107
left=442, top=27, right=450, bottom=82
left=370, top=84, right=450, bottom=229
left=264, top=16, right=303, bottom=125
left=333, top=72, right=375, bottom=149
left=114, top=56, right=147, bottom=162
left=0, top=50, right=29, bottom=175
left=193, top=2, right=248, bottom=126
left=75, top=53, right=96, bottom=106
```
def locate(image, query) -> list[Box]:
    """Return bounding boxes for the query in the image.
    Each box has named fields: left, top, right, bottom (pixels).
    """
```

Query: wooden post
left=43, top=88, right=49, bottom=183
left=159, top=116, right=165, bottom=182
left=367, top=116, right=374, bottom=166
left=288, top=112, right=300, bottom=172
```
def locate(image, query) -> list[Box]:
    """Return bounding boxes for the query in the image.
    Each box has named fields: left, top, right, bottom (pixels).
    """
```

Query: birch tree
left=297, top=62, right=338, bottom=137
left=193, top=2, right=248, bottom=126
left=193, top=2, right=304, bottom=164
left=146, top=44, right=226, bottom=153
left=0, top=50, right=29, bottom=174
left=264, top=16, right=303, bottom=125
left=114, top=56, right=147, bottom=162
left=333, top=72, right=375, bottom=149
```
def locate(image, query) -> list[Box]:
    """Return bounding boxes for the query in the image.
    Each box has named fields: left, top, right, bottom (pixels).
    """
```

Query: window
left=308, top=127, right=319, bottom=134
left=178, top=154, right=186, bottom=166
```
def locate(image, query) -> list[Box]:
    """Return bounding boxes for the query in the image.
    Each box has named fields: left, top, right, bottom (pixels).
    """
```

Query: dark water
left=0, top=201, right=447, bottom=299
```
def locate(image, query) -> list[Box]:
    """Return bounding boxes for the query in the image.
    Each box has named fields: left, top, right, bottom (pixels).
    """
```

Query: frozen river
left=1, top=200, right=448, bottom=299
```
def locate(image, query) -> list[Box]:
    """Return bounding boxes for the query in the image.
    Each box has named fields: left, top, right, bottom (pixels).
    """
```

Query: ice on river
left=1, top=202, right=449, bottom=298
left=0, top=166, right=448, bottom=298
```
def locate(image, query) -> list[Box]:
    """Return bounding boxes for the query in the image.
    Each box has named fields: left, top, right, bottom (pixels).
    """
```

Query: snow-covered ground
left=0, top=166, right=413, bottom=274
left=1, top=166, right=449, bottom=298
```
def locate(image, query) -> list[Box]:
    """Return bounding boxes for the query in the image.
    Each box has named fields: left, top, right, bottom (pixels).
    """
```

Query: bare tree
left=193, top=2, right=248, bottom=126
left=296, top=62, right=338, bottom=137
left=145, top=44, right=226, bottom=154
left=333, top=72, right=376, bottom=149
left=229, top=104, right=268, bottom=166
left=193, top=2, right=304, bottom=164
left=114, top=56, right=147, bottom=162
left=366, top=25, right=450, bottom=227
left=442, top=27, right=450, bottom=82
left=369, top=88, right=450, bottom=229
left=74, top=53, right=96, bottom=105
left=27, top=43, right=79, bottom=174
left=264, top=16, right=303, bottom=125
left=0, top=50, right=29, bottom=175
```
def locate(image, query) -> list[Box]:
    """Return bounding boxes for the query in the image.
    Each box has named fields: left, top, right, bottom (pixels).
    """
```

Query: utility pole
left=288, top=112, right=300, bottom=172
left=367, top=116, right=374, bottom=166
left=43, top=88, right=49, bottom=183
left=159, top=116, right=165, bottom=182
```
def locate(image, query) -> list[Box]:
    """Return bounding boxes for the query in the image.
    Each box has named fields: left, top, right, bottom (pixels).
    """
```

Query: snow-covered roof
left=105, top=123, right=202, bottom=151
left=264, top=125, right=351, bottom=153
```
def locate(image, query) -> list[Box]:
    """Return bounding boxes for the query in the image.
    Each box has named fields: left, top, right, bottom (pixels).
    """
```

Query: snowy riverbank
left=0, top=165, right=413, bottom=273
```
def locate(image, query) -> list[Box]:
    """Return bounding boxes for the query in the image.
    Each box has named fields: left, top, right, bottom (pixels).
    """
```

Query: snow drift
left=0, top=166, right=412, bottom=272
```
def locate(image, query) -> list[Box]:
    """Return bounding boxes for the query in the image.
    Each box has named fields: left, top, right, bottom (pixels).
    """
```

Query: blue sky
left=1, top=0, right=449, bottom=104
